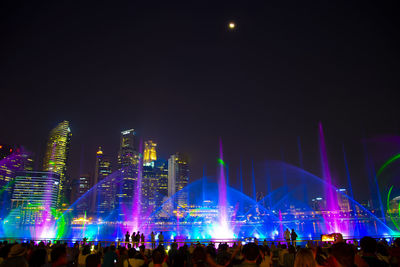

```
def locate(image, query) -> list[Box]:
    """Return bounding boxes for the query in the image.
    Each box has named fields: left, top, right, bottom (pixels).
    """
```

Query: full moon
left=228, top=22, right=236, bottom=29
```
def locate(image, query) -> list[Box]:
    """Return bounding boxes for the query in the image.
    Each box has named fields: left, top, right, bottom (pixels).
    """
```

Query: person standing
left=151, top=231, right=156, bottom=249
left=131, top=232, right=136, bottom=246
left=0, top=244, right=29, bottom=267
left=125, top=231, right=130, bottom=244
left=284, top=229, right=291, bottom=246
left=135, top=232, right=140, bottom=248
left=291, top=229, right=298, bottom=247
left=102, top=246, right=118, bottom=267
left=140, top=233, right=145, bottom=246
left=159, top=232, right=164, bottom=247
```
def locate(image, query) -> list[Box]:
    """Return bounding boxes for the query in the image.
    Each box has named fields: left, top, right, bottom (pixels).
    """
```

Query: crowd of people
left=0, top=235, right=400, bottom=267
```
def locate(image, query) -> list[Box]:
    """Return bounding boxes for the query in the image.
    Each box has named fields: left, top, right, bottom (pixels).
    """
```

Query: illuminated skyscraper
left=72, top=174, right=91, bottom=214
left=116, top=129, right=138, bottom=217
left=0, top=147, right=33, bottom=218
left=93, top=147, right=114, bottom=217
left=143, top=140, right=157, bottom=165
left=154, top=159, right=168, bottom=206
left=168, top=153, right=189, bottom=207
left=336, top=188, right=350, bottom=211
left=42, top=121, right=71, bottom=209
left=311, top=197, right=326, bottom=211
left=117, top=129, right=137, bottom=168
left=10, top=171, right=60, bottom=225
left=142, top=164, right=157, bottom=210
left=142, top=140, right=158, bottom=210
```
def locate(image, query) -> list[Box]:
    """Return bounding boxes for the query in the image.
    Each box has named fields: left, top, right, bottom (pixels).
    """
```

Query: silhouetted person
left=131, top=232, right=136, bottom=245
left=158, top=232, right=164, bottom=246
left=151, top=231, right=156, bottom=249
left=125, top=231, right=130, bottom=243
left=86, top=254, right=101, bottom=267
left=140, top=233, right=145, bottom=246
left=102, top=246, right=117, bottom=267
left=0, top=244, right=28, bottom=267
left=291, top=229, right=298, bottom=246
left=284, top=229, right=291, bottom=246
left=360, top=236, right=388, bottom=267
left=29, top=248, right=47, bottom=267
left=135, top=232, right=140, bottom=248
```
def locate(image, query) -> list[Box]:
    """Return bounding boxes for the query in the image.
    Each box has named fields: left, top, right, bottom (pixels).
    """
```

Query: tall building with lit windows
left=0, top=146, right=33, bottom=218
left=117, top=129, right=137, bottom=168
left=42, top=121, right=71, bottom=209
left=142, top=140, right=155, bottom=211
left=154, top=159, right=168, bottom=206
left=93, top=147, right=114, bottom=217
left=168, top=153, right=189, bottom=207
left=72, top=174, right=91, bottom=214
left=336, top=188, right=350, bottom=211
left=9, top=171, right=60, bottom=225
left=116, top=129, right=139, bottom=217
left=143, top=140, right=157, bottom=165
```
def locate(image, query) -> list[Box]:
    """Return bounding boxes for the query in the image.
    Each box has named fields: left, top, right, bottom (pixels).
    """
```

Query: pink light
left=318, top=122, right=339, bottom=233
left=218, top=139, right=228, bottom=226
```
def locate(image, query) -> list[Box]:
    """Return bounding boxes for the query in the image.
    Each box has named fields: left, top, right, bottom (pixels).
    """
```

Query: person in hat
left=0, top=243, right=28, bottom=267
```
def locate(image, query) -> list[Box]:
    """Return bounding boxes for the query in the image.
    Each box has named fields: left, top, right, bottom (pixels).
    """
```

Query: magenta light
left=131, top=140, right=143, bottom=231
left=318, top=122, right=339, bottom=233
left=218, top=139, right=228, bottom=226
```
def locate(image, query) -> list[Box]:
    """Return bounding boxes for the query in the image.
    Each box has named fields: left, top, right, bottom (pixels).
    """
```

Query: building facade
left=9, top=171, right=60, bottom=225
left=93, top=147, right=114, bottom=217
left=0, top=147, right=33, bottom=219
left=42, top=121, right=71, bottom=209
left=168, top=153, right=189, bottom=208
left=336, top=188, right=351, bottom=212
left=143, top=140, right=157, bottom=165
left=116, top=129, right=139, bottom=218
left=72, top=174, right=91, bottom=214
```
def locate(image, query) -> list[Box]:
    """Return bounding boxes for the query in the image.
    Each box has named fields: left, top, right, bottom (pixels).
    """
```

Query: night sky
left=1, top=1, right=399, bottom=202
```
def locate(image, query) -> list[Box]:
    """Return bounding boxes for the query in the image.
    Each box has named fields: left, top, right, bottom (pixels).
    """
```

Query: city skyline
left=2, top=119, right=397, bottom=206
left=1, top=1, right=399, bottom=204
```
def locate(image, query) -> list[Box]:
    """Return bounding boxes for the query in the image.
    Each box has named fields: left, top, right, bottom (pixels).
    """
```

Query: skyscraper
left=117, top=129, right=137, bottom=168
left=168, top=153, right=189, bottom=207
left=154, top=159, right=168, bottom=207
left=10, top=171, right=60, bottom=225
left=142, top=140, right=156, bottom=211
left=93, top=147, right=114, bottom=217
left=336, top=188, right=350, bottom=212
left=0, top=147, right=33, bottom=218
left=143, top=140, right=157, bottom=165
left=116, top=129, right=139, bottom=218
left=42, top=121, right=71, bottom=209
left=73, top=174, right=91, bottom=214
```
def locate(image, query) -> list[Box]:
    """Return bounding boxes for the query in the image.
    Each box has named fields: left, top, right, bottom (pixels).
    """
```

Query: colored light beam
left=217, top=158, right=226, bottom=167
left=318, top=122, right=339, bottom=232
left=377, top=153, right=400, bottom=177
left=387, top=186, right=400, bottom=232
